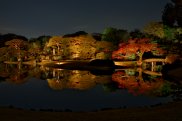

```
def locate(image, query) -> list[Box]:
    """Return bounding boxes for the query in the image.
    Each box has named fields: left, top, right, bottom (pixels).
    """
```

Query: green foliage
left=125, top=69, right=136, bottom=76
left=102, top=27, right=129, bottom=45
left=37, top=36, right=51, bottom=49
left=163, top=25, right=176, bottom=40
left=126, top=53, right=136, bottom=60
left=143, top=22, right=165, bottom=39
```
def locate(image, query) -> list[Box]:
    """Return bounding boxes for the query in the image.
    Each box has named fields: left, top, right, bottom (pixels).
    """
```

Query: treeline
left=0, top=0, right=181, bottom=62
left=0, top=24, right=181, bottom=63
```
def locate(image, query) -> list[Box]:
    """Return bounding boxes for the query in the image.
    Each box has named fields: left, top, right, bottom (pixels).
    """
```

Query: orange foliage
left=112, top=70, right=164, bottom=96
left=112, top=38, right=165, bottom=61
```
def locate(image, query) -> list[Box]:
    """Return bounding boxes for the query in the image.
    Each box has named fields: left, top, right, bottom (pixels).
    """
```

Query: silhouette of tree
left=162, top=3, right=176, bottom=26
left=130, top=29, right=146, bottom=39
left=63, top=31, right=88, bottom=38
left=162, top=0, right=182, bottom=27
left=91, top=33, right=102, bottom=41
left=175, top=0, right=182, bottom=26
left=0, top=33, right=27, bottom=47
left=37, top=35, right=51, bottom=49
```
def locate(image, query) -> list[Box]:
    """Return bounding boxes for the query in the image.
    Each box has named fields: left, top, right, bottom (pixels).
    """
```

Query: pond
left=0, top=63, right=181, bottom=111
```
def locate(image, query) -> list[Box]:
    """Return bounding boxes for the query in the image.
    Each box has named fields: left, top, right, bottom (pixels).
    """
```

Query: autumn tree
left=47, top=36, right=63, bottom=55
left=112, top=38, right=166, bottom=65
left=112, top=70, right=168, bottom=96
left=5, top=39, right=28, bottom=61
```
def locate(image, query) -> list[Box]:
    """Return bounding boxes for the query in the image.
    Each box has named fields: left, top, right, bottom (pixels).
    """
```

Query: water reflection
left=0, top=63, right=181, bottom=111
left=0, top=63, right=181, bottom=96
left=112, top=69, right=171, bottom=96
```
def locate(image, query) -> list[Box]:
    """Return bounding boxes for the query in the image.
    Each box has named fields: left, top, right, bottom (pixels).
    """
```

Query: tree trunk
left=53, top=48, right=56, bottom=55
left=18, top=49, right=21, bottom=62
left=57, top=45, right=60, bottom=55
left=137, top=52, right=143, bottom=66
left=151, top=62, right=156, bottom=71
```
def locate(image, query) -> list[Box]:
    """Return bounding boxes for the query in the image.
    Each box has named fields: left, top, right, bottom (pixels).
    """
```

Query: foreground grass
left=0, top=101, right=182, bottom=121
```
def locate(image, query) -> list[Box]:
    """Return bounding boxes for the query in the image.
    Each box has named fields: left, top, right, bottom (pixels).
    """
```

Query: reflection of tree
left=47, top=78, right=68, bottom=90
left=45, top=69, right=111, bottom=90
left=112, top=69, right=172, bottom=96
left=27, top=66, right=42, bottom=79
left=5, top=64, right=29, bottom=84
left=0, top=63, right=9, bottom=78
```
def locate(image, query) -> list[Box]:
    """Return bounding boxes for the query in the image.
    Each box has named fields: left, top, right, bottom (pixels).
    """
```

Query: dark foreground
left=0, top=100, right=182, bottom=121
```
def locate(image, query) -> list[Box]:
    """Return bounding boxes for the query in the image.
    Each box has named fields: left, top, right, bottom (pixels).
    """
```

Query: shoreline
left=0, top=100, right=182, bottom=121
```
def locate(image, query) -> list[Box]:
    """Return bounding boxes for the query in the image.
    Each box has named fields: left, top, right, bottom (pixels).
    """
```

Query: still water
left=0, top=64, right=180, bottom=111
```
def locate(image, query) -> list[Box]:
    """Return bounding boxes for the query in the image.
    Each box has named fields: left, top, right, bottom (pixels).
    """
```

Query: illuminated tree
left=0, top=33, right=28, bottom=47
left=163, top=25, right=176, bottom=41
left=61, top=35, right=97, bottom=60
left=143, top=22, right=165, bottom=38
left=0, top=47, right=8, bottom=61
left=5, top=39, right=28, bottom=61
left=28, top=40, right=42, bottom=60
left=47, top=36, right=63, bottom=55
left=112, top=38, right=166, bottom=65
left=95, top=41, right=116, bottom=59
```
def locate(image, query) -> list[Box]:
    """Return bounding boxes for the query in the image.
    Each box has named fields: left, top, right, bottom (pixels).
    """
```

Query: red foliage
left=112, top=38, right=165, bottom=60
left=112, top=70, right=164, bottom=96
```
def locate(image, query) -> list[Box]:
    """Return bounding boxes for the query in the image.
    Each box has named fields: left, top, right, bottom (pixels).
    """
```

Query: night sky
left=0, top=0, right=170, bottom=38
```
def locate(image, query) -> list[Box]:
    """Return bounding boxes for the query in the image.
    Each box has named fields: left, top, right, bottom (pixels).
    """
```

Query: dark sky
left=0, top=0, right=170, bottom=38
